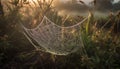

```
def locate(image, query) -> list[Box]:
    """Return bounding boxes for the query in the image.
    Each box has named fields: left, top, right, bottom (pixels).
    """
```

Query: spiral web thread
left=22, top=16, right=88, bottom=55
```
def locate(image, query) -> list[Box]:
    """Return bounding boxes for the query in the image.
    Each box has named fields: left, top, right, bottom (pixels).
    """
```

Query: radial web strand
left=22, top=16, right=88, bottom=55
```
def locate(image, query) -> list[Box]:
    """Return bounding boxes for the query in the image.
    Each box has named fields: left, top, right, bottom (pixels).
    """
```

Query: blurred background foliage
left=0, top=0, right=120, bottom=69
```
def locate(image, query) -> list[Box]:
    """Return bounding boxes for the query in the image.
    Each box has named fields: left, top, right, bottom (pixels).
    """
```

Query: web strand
left=22, top=16, right=88, bottom=55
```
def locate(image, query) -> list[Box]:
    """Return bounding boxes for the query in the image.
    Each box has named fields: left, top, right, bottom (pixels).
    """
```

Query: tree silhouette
left=95, top=0, right=114, bottom=12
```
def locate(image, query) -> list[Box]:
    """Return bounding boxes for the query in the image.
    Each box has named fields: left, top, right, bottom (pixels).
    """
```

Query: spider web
left=22, top=16, right=88, bottom=55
